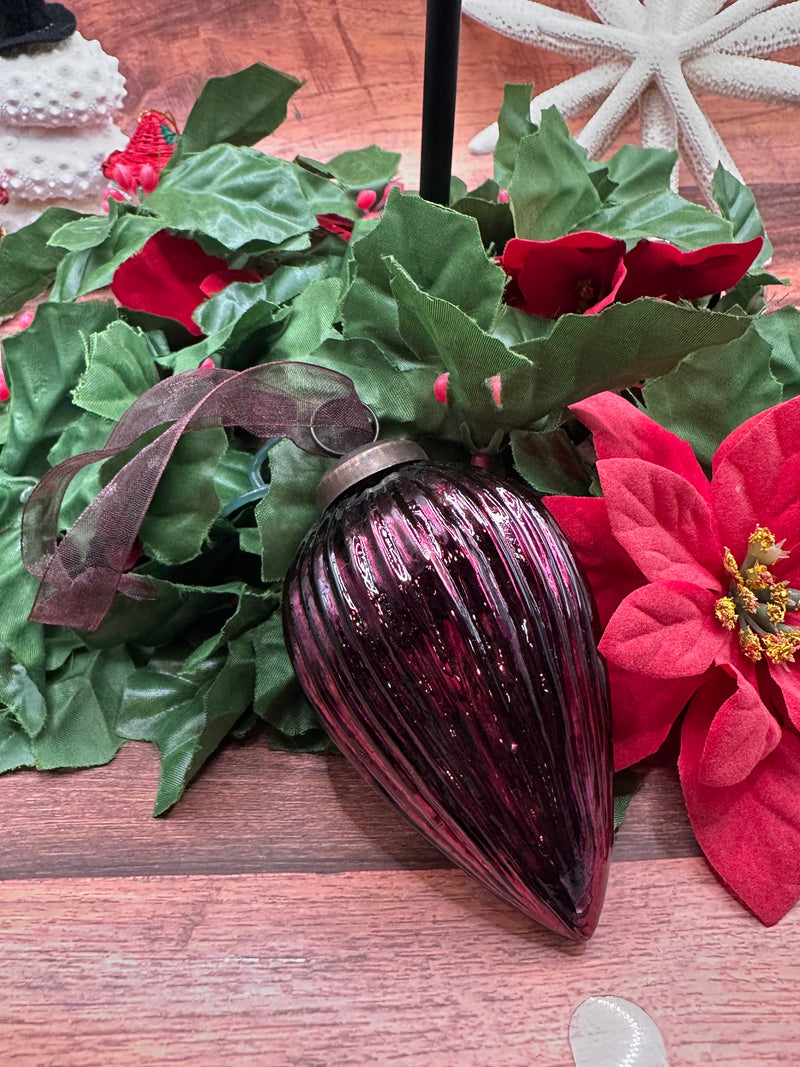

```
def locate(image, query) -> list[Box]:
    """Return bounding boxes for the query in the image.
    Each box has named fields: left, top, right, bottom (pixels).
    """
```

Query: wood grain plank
left=0, top=742, right=699, bottom=880
left=65, top=0, right=800, bottom=195
left=0, top=857, right=797, bottom=1067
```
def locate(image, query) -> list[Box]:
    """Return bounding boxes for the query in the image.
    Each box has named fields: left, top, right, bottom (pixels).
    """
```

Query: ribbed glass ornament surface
left=284, top=461, right=612, bottom=941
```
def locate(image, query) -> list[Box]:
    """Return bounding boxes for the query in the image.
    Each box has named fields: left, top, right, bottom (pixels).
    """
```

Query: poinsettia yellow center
left=714, top=526, right=800, bottom=665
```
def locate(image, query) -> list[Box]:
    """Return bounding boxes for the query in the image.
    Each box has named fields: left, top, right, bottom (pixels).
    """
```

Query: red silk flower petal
left=111, top=231, right=231, bottom=335
left=680, top=677, right=800, bottom=925
left=199, top=269, right=262, bottom=298
left=616, top=236, right=763, bottom=303
left=711, top=394, right=800, bottom=560
left=609, top=663, right=703, bottom=770
left=599, top=580, right=728, bottom=679
left=698, top=662, right=781, bottom=787
left=597, top=458, right=722, bottom=588
left=315, top=213, right=355, bottom=240
left=544, top=495, right=644, bottom=628
left=499, top=232, right=627, bottom=318
left=766, top=663, right=800, bottom=734
left=570, top=392, right=710, bottom=501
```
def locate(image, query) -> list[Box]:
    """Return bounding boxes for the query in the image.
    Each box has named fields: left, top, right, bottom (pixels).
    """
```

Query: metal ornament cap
left=316, top=439, right=427, bottom=510
left=285, top=458, right=613, bottom=940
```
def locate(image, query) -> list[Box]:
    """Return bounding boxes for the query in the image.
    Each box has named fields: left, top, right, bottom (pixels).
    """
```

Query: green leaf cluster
left=0, top=65, right=787, bottom=811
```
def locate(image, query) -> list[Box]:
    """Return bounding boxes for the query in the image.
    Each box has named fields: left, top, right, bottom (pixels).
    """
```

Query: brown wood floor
left=3, top=1, right=800, bottom=1063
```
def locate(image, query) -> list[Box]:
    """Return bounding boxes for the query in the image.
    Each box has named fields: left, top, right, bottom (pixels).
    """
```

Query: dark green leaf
left=322, top=145, right=401, bottom=190
left=582, top=190, right=734, bottom=248
left=1, top=301, right=118, bottom=476
left=251, top=608, right=320, bottom=738
left=0, top=711, right=34, bottom=773
left=34, top=646, right=134, bottom=769
left=138, top=428, right=228, bottom=565
left=144, top=145, right=317, bottom=251
left=613, top=768, right=643, bottom=831
left=178, top=64, right=304, bottom=156
left=604, top=144, right=678, bottom=201
left=48, top=212, right=115, bottom=252
left=192, top=281, right=274, bottom=336
left=389, top=258, right=536, bottom=446
left=268, top=277, right=341, bottom=360
left=509, top=108, right=602, bottom=240
left=0, top=207, right=82, bottom=315
left=0, top=643, right=47, bottom=738
left=513, top=299, right=752, bottom=420
left=511, top=425, right=592, bottom=495
left=642, top=325, right=780, bottom=468
left=712, top=165, right=773, bottom=265
left=0, top=474, right=46, bottom=689
left=73, top=320, right=160, bottom=420
left=49, top=215, right=164, bottom=301
left=254, top=440, right=328, bottom=581
left=752, top=306, right=800, bottom=400
left=493, top=83, right=536, bottom=190
left=342, top=189, right=506, bottom=357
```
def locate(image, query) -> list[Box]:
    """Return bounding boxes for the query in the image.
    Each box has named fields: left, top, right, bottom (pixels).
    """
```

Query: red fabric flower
left=616, top=237, right=764, bottom=302
left=499, top=233, right=763, bottom=318
left=102, top=110, right=178, bottom=196
left=499, top=232, right=627, bottom=317
left=315, top=213, right=355, bottom=241
left=545, top=391, right=800, bottom=925
left=111, top=231, right=260, bottom=335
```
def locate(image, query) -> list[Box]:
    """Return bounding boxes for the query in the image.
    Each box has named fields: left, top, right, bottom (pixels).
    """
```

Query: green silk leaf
left=511, top=425, right=592, bottom=496
left=642, top=325, right=780, bottom=468
left=582, top=189, right=735, bottom=248
left=254, top=440, right=328, bottom=582
left=1, top=301, right=118, bottom=477
left=48, top=215, right=166, bottom=301
left=513, top=300, right=752, bottom=420
left=493, top=83, right=536, bottom=190
left=320, top=145, right=401, bottom=189
left=0, top=474, right=46, bottom=690
left=603, top=144, right=678, bottom=200
left=342, top=189, right=505, bottom=357
left=144, top=145, right=317, bottom=251
left=712, top=164, right=773, bottom=266
left=754, top=305, right=800, bottom=400
left=178, top=63, right=304, bottom=156
left=509, top=108, right=602, bottom=240
left=0, top=711, right=35, bottom=773
left=136, top=428, right=228, bottom=566
left=34, top=646, right=134, bottom=770
left=0, top=207, right=81, bottom=315
left=73, top=320, right=160, bottom=421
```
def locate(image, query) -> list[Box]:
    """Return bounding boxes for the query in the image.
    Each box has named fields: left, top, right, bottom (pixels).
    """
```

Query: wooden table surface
left=4, top=2, right=800, bottom=1064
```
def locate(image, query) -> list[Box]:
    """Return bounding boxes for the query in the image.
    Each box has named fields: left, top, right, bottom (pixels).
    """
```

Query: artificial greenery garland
left=0, top=62, right=794, bottom=822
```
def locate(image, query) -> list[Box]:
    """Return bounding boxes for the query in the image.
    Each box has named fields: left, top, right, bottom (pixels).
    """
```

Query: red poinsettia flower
left=111, top=231, right=260, bottom=335
left=545, top=392, right=800, bottom=925
left=499, top=233, right=763, bottom=318
left=102, top=110, right=179, bottom=196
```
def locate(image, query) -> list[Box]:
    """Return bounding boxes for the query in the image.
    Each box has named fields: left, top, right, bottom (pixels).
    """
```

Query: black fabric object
left=0, top=0, right=76, bottom=54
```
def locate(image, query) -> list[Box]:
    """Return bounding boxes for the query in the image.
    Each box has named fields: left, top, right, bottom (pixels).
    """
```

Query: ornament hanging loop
left=309, top=402, right=380, bottom=456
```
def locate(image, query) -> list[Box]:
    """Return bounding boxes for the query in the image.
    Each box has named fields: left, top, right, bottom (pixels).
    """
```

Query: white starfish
left=464, top=0, right=800, bottom=203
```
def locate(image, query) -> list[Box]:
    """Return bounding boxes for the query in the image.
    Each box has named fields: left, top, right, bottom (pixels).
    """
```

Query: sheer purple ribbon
left=22, top=361, right=373, bottom=630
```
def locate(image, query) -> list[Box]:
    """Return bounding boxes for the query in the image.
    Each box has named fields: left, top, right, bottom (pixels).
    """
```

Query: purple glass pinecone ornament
left=283, top=441, right=612, bottom=940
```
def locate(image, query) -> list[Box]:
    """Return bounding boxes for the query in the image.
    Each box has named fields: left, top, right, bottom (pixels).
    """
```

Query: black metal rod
left=419, top=0, right=463, bottom=205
